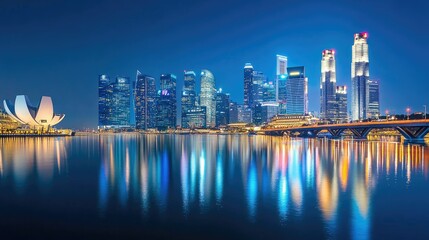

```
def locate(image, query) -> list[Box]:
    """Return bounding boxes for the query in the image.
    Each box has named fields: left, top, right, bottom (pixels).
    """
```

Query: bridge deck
left=261, top=119, right=429, bottom=132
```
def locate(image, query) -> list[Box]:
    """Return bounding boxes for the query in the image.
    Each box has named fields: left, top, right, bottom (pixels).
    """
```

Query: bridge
left=260, top=119, right=429, bottom=143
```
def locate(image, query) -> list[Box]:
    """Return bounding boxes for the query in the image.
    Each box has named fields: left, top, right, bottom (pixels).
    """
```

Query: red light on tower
left=363, top=32, right=368, bottom=38
left=332, top=49, right=336, bottom=55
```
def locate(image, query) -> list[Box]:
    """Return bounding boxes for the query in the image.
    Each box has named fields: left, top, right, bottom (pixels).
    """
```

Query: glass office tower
left=351, top=32, right=370, bottom=120
left=134, top=71, right=157, bottom=130
left=181, top=71, right=197, bottom=128
left=156, top=74, right=177, bottom=130
left=320, top=49, right=337, bottom=121
left=335, top=85, right=348, bottom=122
left=367, top=79, right=380, bottom=119
left=98, top=74, right=111, bottom=128
left=200, top=69, right=216, bottom=127
left=276, top=55, right=288, bottom=114
left=215, top=89, right=230, bottom=127
left=286, top=66, right=308, bottom=115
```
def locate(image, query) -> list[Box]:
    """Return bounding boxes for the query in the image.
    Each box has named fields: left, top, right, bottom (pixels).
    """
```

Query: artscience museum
left=3, top=95, right=65, bottom=129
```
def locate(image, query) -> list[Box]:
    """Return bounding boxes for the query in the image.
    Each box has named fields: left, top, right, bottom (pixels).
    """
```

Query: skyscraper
left=276, top=55, right=288, bottom=114
left=98, top=74, right=111, bottom=128
left=351, top=32, right=369, bottom=120
left=320, top=49, right=337, bottom=121
left=286, top=66, right=308, bottom=115
left=156, top=74, right=177, bottom=130
left=251, top=70, right=266, bottom=123
left=243, top=63, right=253, bottom=108
left=181, top=71, right=197, bottom=128
left=134, top=71, right=157, bottom=130
left=251, top=71, right=266, bottom=106
left=335, top=86, right=348, bottom=122
left=200, top=69, right=216, bottom=127
left=111, top=77, right=131, bottom=127
left=262, top=81, right=276, bottom=102
left=229, top=101, right=239, bottom=123
left=367, top=79, right=380, bottom=118
left=237, top=104, right=252, bottom=123
left=186, top=106, right=206, bottom=128
left=98, top=75, right=131, bottom=129
left=215, top=89, right=230, bottom=127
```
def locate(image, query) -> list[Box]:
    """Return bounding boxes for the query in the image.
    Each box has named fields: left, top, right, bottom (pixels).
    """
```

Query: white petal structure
left=3, top=95, right=65, bottom=127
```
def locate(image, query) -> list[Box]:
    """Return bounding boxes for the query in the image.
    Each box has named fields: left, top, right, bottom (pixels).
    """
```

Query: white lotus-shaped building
left=3, top=95, right=65, bottom=127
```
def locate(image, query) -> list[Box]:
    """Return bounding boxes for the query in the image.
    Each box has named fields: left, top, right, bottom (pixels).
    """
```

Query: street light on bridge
left=406, top=107, right=411, bottom=120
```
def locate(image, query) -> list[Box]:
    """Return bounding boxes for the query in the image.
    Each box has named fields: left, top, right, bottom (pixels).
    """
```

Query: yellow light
left=289, top=72, right=300, bottom=76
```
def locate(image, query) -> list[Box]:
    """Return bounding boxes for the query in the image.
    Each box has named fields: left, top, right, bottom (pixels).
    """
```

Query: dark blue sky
left=0, top=0, right=428, bottom=129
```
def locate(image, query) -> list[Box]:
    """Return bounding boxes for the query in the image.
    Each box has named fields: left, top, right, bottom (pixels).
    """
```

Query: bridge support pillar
left=348, top=128, right=372, bottom=140
left=396, top=126, right=429, bottom=144
left=327, top=129, right=345, bottom=139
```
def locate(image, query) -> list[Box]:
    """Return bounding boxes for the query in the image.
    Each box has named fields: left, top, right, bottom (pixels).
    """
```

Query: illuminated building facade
left=237, top=104, right=252, bottom=123
left=351, top=32, right=369, bottom=120
left=111, top=77, right=131, bottom=127
left=200, top=69, right=216, bottom=127
left=262, top=81, right=276, bottom=102
left=186, top=106, right=207, bottom=128
left=335, top=86, right=348, bottom=122
left=320, top=49, right=337, bottom=121
left=276, top=54, right=287, bottom=114
left=156, top=74, right=177, bottom=130
left=286, top=66, right=308, bottom=115
left=215, top=89, right=230, bottom=127
left=367, top=79, right=380, bottom=119
left=98, top=74, right=111, bottom=127
left=229, top=101, right=239, bottom=123
left=181, top=71, right=197, bottom=128
left=243, top=63, right=253, bottom=108
left=134, top=71, right=157, bottom=130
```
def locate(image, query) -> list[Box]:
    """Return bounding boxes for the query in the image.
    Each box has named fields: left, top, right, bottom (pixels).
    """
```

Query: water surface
left=0, top=135, right=428, bottom=239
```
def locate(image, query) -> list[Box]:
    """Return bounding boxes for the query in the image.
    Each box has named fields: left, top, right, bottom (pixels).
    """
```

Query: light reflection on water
left=0, top=134, right=428, bottom=239
left=0, top=137, right=68, bottom=192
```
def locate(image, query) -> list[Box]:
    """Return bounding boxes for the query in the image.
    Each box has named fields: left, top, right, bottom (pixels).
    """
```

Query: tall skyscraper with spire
left=351, top=32, right=370, bottom=120
left=320, top=49, right=337, bottom=121
left=200, top=69, right=216, bottom=127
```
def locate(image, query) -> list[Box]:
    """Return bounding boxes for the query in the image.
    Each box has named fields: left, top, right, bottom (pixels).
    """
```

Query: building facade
left=335, top=85, right=348, bottom=122
left=186, top=106, right=206, bottom=128
left=215, top=89, right=230, bottom=127
left=134, top=71, right=157, bottom=130
left=229, top=101, right=239, bottom=123
left=367, top=79, right=380, bottom=119
left=276, top=55, right=288, bottom=114
left=181, top=71, right=197, bottom=128
left=286, top=66, right=308, bottom=115
left=111, top=77, right=131, bottom=127
left=98, top=74, right=112, bottom=128
left=156, top=74, right=177, bottom=130
left=200, top=69, right=216, bottom=127
left=351, top=32, right=370, bottom=120
left=320, top=49, right=337, bottom=121
left=237, top=104, right=252, bottom=123
left=243, top=63, right=253, bottom=108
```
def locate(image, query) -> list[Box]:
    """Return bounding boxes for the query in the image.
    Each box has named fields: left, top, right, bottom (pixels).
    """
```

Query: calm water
left=0, top=135, right=428, bottom=239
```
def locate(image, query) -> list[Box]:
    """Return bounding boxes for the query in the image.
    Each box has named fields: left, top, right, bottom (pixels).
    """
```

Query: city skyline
left=0, top=0, right=427, bottom=128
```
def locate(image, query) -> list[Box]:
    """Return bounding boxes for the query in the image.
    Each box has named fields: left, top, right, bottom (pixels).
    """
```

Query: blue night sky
left=0, top=0, right=428, bottom=129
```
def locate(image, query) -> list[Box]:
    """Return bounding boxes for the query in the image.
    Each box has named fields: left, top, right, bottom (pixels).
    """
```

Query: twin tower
left=320, top=32, right=380, bottom=122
